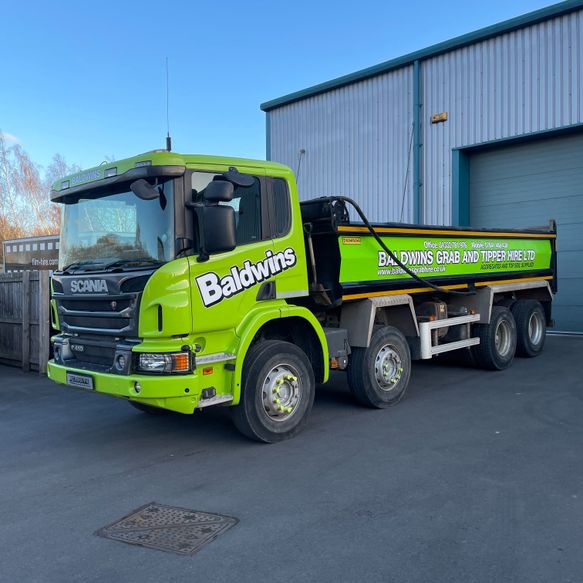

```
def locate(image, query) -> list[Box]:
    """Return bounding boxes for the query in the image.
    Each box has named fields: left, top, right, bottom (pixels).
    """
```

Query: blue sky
left=2, top=0, right=555, bottom=171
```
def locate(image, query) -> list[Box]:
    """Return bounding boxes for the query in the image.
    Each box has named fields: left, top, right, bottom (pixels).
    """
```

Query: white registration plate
left=66, top=372, right=94, bottom=391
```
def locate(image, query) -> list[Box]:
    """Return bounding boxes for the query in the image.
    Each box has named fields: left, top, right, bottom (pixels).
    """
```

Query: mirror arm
left=188, top=202, right=209, bottom=262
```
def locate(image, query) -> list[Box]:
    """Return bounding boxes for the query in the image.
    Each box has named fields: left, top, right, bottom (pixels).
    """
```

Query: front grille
left=61, top=298, right=132, bottom=312
left=52, top=271, right=154, bottom=338
left=64, top=315, right=130, bottom=331
left=54, top=334, right=138, bottom=375
left=69, top=344, right=116, bottom=367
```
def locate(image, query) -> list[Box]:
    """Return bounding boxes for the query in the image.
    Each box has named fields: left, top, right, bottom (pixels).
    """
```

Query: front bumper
left=47, top=360, right=221, bottom=414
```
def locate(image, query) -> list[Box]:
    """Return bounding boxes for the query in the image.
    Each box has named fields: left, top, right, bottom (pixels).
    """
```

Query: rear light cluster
left=137, top=351, right=191, bottom=374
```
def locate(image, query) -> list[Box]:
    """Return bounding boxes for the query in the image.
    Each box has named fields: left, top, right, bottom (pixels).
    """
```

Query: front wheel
left=347, top=326, right=412, bottom=408
left=231, top=340, right=315, bottom=443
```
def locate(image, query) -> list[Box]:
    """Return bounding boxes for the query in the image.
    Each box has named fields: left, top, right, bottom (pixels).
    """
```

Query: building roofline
left=260, top=0, right=583, bottom=112
left=3, top=235, right=59, bottom=244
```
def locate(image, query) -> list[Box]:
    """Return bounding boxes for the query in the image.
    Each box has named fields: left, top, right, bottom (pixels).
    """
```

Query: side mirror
left=199, top=205, right=236, bottom=259
left=204, top=180, right=234, bottom=202
left=130, top=179, right=160, bottom=200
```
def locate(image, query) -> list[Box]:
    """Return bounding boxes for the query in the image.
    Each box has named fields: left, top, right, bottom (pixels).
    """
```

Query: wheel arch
left=232, top=306, right=328, bottom=404
left=340, top=295, right=419, bottom=348
left=491, top=282, right=554, bottom=326
left=447, top=280, right=553, bottom=325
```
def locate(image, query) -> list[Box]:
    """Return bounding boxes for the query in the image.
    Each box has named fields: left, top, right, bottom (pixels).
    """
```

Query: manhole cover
left=96, top=502, right=238, bottom=555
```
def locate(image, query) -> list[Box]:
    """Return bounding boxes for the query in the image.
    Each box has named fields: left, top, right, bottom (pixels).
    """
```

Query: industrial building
left=2, top=235, right=59, bottom=273
left=261, top=0, right=583, bottom=332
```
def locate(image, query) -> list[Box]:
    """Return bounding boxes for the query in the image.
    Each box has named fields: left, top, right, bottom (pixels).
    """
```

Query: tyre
left=129, top=401, right=169, bottom=415
left=511, top=300, right=546, bottom=357
left=347, top=326, right=411, bottom=408
left=471, top=306, right=517, bottom=370
left=231, top=340, right=315, bottom=443
left=496, top=298, right=516, bottom=310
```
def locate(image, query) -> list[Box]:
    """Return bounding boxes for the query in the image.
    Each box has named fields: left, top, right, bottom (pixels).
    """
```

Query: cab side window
left=192, top=172, right=262, bottom=246
left=269, top=178, right=291, bottom=238
left=229, top=179, right=262, bottom=245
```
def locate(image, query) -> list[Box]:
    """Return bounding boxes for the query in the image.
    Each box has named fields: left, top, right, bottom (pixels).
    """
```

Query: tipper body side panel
left=299, top=198, right=557, bottom=305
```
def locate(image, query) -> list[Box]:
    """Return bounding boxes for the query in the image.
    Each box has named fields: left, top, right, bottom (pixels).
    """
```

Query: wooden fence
left=0, top=271, right=51, bottom=373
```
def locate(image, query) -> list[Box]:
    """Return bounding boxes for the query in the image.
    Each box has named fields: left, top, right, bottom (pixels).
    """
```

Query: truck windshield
left=58, top=179, right=174, bottom=272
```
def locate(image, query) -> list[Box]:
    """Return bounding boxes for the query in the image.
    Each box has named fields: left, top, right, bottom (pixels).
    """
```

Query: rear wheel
left=347, top=326, right=411, bottom=408
left=129, top=401, right=169, bottom=415
left=231, top=340, right=315, bottom=443
left=471, top=306, right=517, bottom=370
left=512, top=300, right=546, bottom=357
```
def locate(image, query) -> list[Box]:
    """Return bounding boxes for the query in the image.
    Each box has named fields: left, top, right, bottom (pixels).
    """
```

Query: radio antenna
left=165, top=57, right=172, bottom=151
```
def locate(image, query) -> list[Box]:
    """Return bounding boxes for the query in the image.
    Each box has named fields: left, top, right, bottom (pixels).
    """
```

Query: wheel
left=129, top=401, right=169, bottom=415
left=496, top=298, right=516, bottom=310
left=347, top=326, right=411, bottom=408
left=231, top=340, right=315, bottom=443
left=471, top=306, right=517, bottom=370
left=511, top=300, right=546, bottom=357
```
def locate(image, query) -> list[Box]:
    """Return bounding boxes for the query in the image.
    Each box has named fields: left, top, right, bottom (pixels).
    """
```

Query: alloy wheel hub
left=374, top=344, right=403, bottom=391
left=528, top=311, right=543, bottom=344
left=495, top=319, right=512, bottom=356
left=262, top=364, right=301, bottom=422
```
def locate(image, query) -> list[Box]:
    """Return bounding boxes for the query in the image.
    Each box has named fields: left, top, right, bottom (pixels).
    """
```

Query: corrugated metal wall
left=269, top=67, right=414, bottom=222
left=422, top=11, right=583, bottom=224
left=468, top=131, right=583, bottom=331
left=268, top=9, right=583, bottom=225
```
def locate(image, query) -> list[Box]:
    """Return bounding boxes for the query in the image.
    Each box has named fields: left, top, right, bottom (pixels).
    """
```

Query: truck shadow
left=128, top=355, right=479, bottom=439
left=52, top=347, right=527, bottom=453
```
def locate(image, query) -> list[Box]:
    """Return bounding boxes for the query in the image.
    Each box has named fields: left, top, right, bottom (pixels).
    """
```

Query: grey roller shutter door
left=469, top=132, right=583, bottom=332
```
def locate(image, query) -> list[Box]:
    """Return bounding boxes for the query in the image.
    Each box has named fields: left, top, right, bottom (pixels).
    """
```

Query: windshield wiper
left=60, top=260, right=101, bottom=274
left=101, top=258, right=165, bottom=272
left=60, top=257, right=164, bottom=274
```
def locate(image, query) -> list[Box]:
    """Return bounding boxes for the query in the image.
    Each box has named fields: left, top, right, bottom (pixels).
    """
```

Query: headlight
left=138, top=352, right=191, bottom=374
left=138, top=353, right=169, bottom=372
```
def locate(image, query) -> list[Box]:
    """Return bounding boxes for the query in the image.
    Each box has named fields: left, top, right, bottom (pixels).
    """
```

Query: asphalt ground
left=0, top=335, right=582, bottom=583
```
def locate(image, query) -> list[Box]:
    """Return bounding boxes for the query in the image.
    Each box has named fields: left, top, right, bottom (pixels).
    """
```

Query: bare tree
left=44, top=153, right=81, bottom=231
left=0, top=131, right=79, bottom=262
left=0, top=135, right=22, bottom=237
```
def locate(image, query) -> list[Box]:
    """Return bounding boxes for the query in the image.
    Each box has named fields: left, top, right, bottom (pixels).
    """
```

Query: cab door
left=188, top=168, right=275, bottom=337
left=264, top=175, right=309, bottom=302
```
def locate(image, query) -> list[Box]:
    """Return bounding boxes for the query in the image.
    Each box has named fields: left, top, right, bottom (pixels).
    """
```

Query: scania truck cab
left=48, top=150, right=557, bottom=442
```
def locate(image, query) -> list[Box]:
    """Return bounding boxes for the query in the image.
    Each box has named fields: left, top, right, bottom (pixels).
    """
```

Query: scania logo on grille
left=70, top=279, right=108, bottom=294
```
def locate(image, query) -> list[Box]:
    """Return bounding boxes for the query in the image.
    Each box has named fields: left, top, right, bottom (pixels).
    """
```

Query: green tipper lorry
left=47, top=151, right=557, bottom=442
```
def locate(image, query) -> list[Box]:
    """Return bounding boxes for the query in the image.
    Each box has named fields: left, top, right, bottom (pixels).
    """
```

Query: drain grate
left=96, top=502, right=238, bottom=555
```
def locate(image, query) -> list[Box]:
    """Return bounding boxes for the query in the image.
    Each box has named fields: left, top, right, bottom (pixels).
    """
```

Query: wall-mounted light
left=431, top=112, right=448, bottom=124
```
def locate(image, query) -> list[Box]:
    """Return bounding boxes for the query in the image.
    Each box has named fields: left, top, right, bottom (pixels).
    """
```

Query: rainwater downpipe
left=413, top=59, right=422, bottom=225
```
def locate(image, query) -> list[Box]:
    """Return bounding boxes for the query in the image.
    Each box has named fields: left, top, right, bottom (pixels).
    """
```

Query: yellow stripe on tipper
left=342, top=283, right=469, bottom=301
left=337, top=225, right=557, bottom=239
left=342, top=276, right=553, bottom=301
left=474, top=276, right=553, bottom=287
